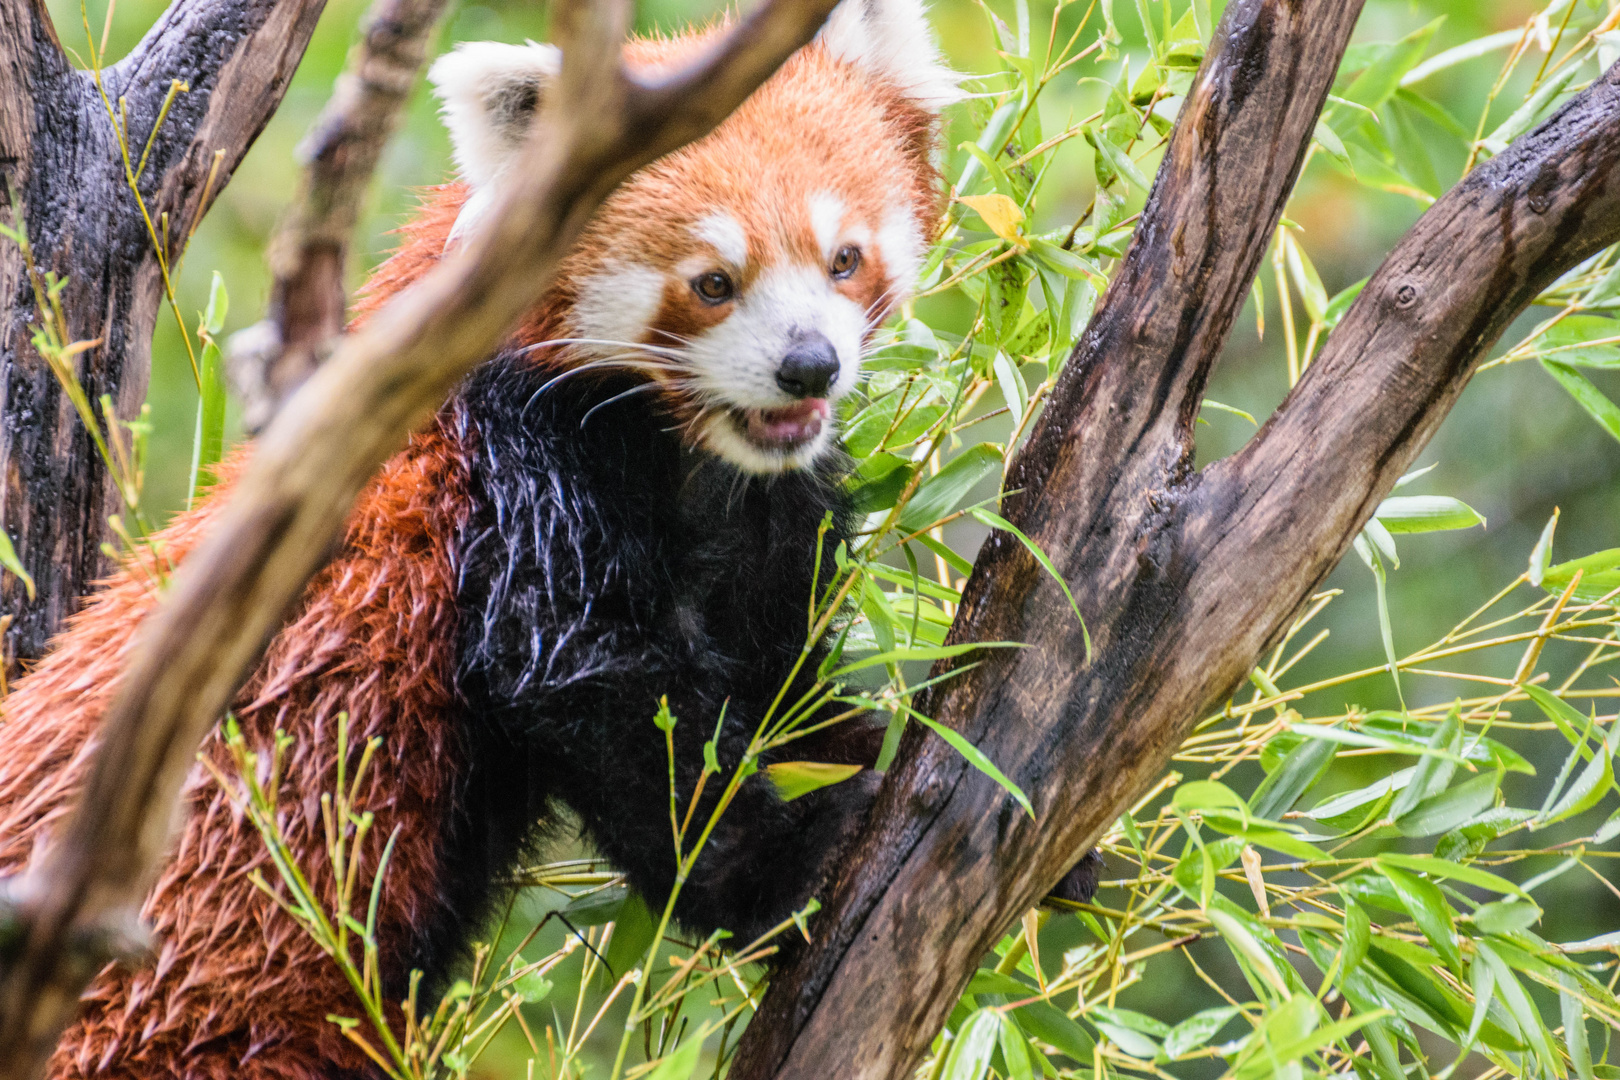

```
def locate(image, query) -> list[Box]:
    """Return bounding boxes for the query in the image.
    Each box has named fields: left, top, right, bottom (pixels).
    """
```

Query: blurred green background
left=43, top=0, right=1620, bottom=1073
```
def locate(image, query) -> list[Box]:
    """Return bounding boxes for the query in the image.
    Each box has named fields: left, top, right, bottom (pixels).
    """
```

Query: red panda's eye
left=830, top=246, right=861, bottom=279
left=692, top=271, right=735, bottom=304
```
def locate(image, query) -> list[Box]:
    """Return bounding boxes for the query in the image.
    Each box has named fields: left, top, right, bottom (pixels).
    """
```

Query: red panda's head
left=424, top=0, right=961, bottom=473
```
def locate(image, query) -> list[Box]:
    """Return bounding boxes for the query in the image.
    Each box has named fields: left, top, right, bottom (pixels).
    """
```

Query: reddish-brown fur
left=1, top=433, right=472, bottom=1079
left=0, top=23, right=942, bottom=1080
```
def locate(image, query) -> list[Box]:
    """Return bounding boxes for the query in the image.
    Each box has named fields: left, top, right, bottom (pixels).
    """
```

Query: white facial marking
left=875, top=202, right=924, bottom=299
left=693, top=212, right=749, bottom=267
left=809, top=192, right=847, bottom=263
left=568, top=263, right=666, bottom=351
left=683, top=263, right=869, bottom=473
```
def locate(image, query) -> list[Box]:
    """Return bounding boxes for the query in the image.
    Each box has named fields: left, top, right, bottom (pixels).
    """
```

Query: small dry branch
left=230, top=0, right=453, bottom=431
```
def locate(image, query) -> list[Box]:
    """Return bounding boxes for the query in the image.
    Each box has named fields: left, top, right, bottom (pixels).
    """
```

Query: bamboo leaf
left=1542, top=358, right=1620, bottom=444
left=765, top=761, right=863, bottom=802
left=1376, top=853, right=1528, bottom=898
left=909, top=707, right=1034, bottom=819
left=0, top=528, right=35, bottom=601
left=940, top=1008, right=1002, bottom=1080
left=970, top=508, right=1090, bottom=659
left=1374, top=496, right=1485, bottom=534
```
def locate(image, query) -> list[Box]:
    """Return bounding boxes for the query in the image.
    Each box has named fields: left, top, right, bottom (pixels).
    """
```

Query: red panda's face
left=429, top=0, right=960, bottom=473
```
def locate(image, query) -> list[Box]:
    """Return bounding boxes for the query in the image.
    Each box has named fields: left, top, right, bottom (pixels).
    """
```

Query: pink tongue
left=747, top=399, right=829, bottom=446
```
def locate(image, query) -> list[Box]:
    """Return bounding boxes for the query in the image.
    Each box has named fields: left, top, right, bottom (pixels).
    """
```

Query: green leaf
left=1015, top=1001, right=1095, bottom=1063
left=1529, top=508, right=1559, bottom=587
left=1537, top=727, right=1613, bottom=828
left=765, top=761, right=863, bottom=802
left=1250, top=735, right=1336, bottom=820
left=992, top=351, right=1027, bottom=419
left=1376, top=853, right=1528, bottom=899
left=561, top=885, right=628, bottom=926
left=513, top=969, right=553, bottom=1004
left=1435, top=806, right=1534, bottom=861
left=1207, top=904, right=1289, bottom=995
left=1476, top=942, right=1561, bottom=1075
left=1395, top=769, right=1500, bottom=838
left=0, top=527, right=35, bottom=601
left=1085, top=128, right=1152, bottom=193
left=955, top=101, right=1020, bottom=195
left=1353, top=533, right=1404, bottom=708
left=969, top=508, right=1090, bottom=659
left=910, top=707, right=1034, bottom=819
left=940, top=1009, right=1002, bottom=1080
left=1290, top=723, right=1464, bottom=762
left=1323, top=277, right=1368, bottom=328
left=1530, top=314, right=1620, bottom=368
left=1283, top=233, right=1328, bottom=323
left=189, top=273, right=230, bottom=500
left=1199, top=398, right=1257, bottom=426
left=1481, top=63, right=1583, bottom=155
left=998, top=1013, right=1037, bottom=1080
left=1342, top=900, right=1370, bottom=979
left=1376, top=863, right=1460, bottom=972
left=642, top=1020, right=719, bottom=1080
left=900, top=443, right=1003, bottom=531
left=1540, top=547, right=1620, bottom=602
left=602, top=890, right=657, bottom=981
left=1472, top=900, right=1542, bottom=935
left=1542, top=358, right=1620, bottom=444
left=1374, top=496, right=1485, bottom=534
left=829, top=640, right=1022, bottom=677
left=849, top=454, right=916, bottom=514
left=1389, top=703, right=1461, bottom=819
left=1341, top=20, right=1443, bottom=113
left=1561, top=972, right=1596, bottom=1080
left=1160, top=1006, right=1238, bottom=1059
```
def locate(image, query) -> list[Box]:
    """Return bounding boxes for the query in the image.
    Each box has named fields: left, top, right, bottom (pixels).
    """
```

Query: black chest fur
left=427, top=353, right=865, bottom=970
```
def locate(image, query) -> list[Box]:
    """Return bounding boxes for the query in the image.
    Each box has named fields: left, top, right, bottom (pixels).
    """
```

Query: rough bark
left=0, top=0, right=845, bottom=1073
left=0, top=0, right=328, bottom=674
left=730, top=5, right=1620, bottom=1079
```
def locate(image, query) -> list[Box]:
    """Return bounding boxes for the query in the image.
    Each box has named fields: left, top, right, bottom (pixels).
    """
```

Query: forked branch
left=732, top=3, right=1620, bottom=1078
left=0, top=0, right=844, bottom=1075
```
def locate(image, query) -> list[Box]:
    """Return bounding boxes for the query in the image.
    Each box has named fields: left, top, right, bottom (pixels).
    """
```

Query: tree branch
left=723, top=1, right=1616, bottom=1076
left=0, top=0, right=844, bottom=1073
left=0, top=0, right=328, bottom=672
left=231, top=0, right=453, bottom=431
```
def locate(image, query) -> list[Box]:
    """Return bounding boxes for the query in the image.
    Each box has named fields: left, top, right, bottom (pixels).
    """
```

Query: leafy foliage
left=13, top=0, right=1620, bottom=1077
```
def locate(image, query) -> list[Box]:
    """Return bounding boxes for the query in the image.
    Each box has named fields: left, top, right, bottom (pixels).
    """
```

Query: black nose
left=775, top=331, right=840, bottom=399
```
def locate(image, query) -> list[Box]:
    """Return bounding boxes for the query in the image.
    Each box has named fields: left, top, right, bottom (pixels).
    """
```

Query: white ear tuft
left=428, top=40, right=561, bottom=228
left=819, top=0, right=963, bottom=110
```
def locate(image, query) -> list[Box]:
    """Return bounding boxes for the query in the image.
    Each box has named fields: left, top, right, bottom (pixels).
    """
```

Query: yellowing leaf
left=765, top=761, right=863, bottom=802
left=958, top=194, right=1025, bottom=244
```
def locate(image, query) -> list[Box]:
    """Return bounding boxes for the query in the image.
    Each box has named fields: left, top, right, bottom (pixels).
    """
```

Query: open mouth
left=732, top=399, right=831, bottom=453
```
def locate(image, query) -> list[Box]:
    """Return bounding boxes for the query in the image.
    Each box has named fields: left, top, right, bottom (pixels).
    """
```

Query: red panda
left=0, top=3, right=967, bottom=1077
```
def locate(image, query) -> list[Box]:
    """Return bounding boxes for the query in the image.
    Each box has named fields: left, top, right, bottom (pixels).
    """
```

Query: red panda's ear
left=428, top=41, right=561, bottom=241
left=818, top=0, right=963, bottom=111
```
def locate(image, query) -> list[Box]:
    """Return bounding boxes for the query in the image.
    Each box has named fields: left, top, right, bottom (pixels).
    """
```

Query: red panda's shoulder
left=349, top=183, right=466, bottom=326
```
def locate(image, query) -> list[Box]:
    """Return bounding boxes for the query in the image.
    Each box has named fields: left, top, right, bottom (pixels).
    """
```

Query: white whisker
left=521, top=337, right=689, bottom=361
left=579, top=381, right=666, bottom=427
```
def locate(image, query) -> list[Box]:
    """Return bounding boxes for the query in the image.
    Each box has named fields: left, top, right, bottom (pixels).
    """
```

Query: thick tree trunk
left=0, top=0, right=327, bottom=674
left=729, top=2, right=1620, bottom=1077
